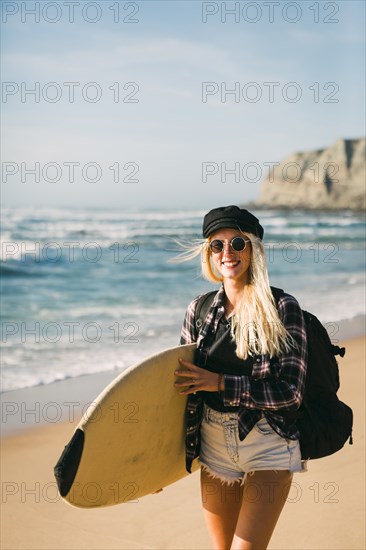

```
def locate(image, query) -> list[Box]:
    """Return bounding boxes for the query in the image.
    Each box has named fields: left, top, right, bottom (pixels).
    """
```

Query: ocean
left=1, top=207, right=365, bottom=393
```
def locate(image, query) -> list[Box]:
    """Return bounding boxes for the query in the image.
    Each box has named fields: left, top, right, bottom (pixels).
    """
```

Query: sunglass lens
left=210, top=239, right=223, bottom=253
left=231, top=237, right=246, bottom=251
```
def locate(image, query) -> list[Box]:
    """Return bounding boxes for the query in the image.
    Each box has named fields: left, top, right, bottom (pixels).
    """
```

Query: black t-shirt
left=200, top=317, right=253, bottom=412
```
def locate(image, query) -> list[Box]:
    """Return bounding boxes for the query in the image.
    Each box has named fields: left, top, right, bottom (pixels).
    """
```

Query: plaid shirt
left=180, top=286, right=308, bottom=473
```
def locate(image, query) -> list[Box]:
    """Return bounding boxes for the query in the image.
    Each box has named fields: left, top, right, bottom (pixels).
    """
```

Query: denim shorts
left=199, top=404, right=307, bottom=485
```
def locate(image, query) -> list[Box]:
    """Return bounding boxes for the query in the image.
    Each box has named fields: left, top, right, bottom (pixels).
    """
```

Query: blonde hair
left=172, top=232, right=294, bottom=359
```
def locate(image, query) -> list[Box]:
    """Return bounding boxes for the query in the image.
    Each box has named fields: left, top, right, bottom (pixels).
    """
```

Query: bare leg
left=231, top=470, right=293, bottom=550
left=200, top=468, right=244, bottom=550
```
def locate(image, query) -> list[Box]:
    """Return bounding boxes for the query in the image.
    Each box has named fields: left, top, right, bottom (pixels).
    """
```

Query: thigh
left=231, top=470, right=293, bottom=550
left=200, top=468, right=243, bottom=550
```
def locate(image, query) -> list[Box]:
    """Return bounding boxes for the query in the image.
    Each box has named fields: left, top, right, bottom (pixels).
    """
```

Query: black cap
left=202, top=205, right=264, bottom=240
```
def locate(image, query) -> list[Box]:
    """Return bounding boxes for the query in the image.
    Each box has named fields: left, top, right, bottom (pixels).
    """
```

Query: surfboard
left=54, top=343, right=199, bottom=508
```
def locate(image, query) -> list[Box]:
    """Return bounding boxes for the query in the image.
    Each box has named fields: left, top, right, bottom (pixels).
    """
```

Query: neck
left=223, top=278, right=249, bottom=311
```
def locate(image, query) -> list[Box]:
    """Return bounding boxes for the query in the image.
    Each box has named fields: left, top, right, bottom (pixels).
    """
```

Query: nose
left=222, top=242, right=235, bottom=254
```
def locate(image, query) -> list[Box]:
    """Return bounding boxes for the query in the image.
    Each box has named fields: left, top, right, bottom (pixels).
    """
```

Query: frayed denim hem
left=200, top=462, right=258, bottom=487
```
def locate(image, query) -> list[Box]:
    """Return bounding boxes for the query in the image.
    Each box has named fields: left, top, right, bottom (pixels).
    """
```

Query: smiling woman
left=174, top=205, right=308, bottom=550
left=207, top=231, right=252, bottom=285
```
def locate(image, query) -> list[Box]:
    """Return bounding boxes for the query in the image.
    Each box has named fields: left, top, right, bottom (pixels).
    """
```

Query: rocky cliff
left=255, top=138, right=365, bottom=211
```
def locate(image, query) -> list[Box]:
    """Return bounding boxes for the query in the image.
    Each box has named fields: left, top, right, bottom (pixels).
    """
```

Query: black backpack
left=194, top=287, right=353, bottom=460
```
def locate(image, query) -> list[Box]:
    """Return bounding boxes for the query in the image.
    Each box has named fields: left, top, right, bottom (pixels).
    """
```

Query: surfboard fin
left=54, top=428, right=84, bottom=497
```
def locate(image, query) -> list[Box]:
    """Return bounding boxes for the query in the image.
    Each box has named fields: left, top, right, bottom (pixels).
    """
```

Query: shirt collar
left=196, top=285, right=228, bottom=349
left=210, top=285, right=226, bottom=318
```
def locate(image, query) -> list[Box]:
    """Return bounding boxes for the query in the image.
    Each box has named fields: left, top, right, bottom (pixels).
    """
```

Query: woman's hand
left=174, top=358, right=223, bottom=395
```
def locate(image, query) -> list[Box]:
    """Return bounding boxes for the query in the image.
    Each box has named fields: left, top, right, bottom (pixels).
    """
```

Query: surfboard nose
left=54, top=428, right=84, bottom=497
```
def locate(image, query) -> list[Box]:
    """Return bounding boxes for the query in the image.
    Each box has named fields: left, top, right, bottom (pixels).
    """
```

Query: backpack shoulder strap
left=270, top=286, right=284, bottom=305
left=194, top=290, right=217, bottom=330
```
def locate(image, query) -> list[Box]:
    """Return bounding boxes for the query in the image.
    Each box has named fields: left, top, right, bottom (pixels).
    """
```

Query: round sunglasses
left=209, top=237, right=250, bottom=254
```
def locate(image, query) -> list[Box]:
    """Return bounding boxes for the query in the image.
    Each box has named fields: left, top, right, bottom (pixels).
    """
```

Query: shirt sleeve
left=222, top=294, right=307, bottom=411
left=179, top=296, right=201, bottom=345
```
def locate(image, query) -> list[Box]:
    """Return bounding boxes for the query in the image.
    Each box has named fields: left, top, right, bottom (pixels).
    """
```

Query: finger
left=177, top=359, right=202, bottom=373
left=178, top=358, right=198, bottom=369
left=174, top=380, right=191, bottom=388
left=179, top=386, right=199, bottom=395
left=175, top=366, right=202, bottom=379
left=174, top=369, right=195, bottom=378
left=174, top=377, right=198, bottom=387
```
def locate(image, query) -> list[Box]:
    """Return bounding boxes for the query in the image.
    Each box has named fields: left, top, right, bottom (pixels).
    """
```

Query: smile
left=221, top=260, right=240, bottom=267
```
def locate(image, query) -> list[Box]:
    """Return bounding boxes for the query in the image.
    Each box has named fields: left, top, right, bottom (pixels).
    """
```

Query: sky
left=1, top=0, right=365, bottom=210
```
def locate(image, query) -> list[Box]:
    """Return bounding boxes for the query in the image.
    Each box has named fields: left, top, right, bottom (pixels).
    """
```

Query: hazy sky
left=1, top=0, right=365, bottom=210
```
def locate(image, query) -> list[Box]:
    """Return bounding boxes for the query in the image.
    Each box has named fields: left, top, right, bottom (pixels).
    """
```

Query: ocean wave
left=0, top=335, right=176, bottom=393
left=2, top=207, right=365, bottom=392
left=0, top=262, right=45, bottom=277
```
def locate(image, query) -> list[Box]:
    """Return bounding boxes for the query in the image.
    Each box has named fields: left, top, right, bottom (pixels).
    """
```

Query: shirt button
left=189, top=410, right=194, bottom=414
left=190, top=443, right=194, bottom=447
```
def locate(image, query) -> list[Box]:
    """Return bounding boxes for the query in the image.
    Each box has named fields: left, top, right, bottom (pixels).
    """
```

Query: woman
left=174, top=205, right=307, bottom=550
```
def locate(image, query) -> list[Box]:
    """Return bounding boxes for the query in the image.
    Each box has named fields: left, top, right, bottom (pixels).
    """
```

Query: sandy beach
left=1, top=336, right=365, bottom=550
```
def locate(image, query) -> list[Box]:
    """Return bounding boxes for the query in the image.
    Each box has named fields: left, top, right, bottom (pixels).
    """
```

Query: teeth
left=222, top=261, right=239, bottom=266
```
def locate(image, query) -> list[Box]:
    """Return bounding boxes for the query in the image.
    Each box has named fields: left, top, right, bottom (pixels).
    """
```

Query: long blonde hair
left=172, top=232, right=294, bottom=358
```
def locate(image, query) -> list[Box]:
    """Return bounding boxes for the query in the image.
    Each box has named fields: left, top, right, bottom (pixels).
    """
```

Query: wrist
left=217, top=372, right=224, bottom=392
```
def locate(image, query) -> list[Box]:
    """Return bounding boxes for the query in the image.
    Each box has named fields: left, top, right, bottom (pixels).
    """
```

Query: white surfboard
left=54, top=343, right=199, bottom=508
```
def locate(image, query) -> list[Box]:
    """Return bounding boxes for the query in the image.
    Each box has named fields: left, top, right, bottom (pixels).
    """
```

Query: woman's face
left=209, top=228, right=252, bottom=285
